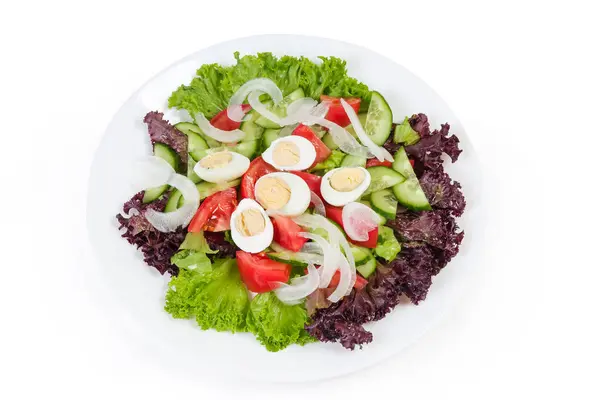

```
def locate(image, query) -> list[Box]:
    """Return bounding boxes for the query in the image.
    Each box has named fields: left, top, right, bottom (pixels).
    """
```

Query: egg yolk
left=255, top=177, right=291, bottom=210
left=330, top=168, right=365, bottom=192
left=272, top=141, right=300, bottom=166
left=235, top=208, right=266, bottom=237
left=200, top=152, right=232, bottom=169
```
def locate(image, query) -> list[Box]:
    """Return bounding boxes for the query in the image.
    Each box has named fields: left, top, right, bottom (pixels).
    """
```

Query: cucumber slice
left=240, top=114, right=264, bottom=141
left=359, top=200, right=387, bottom=225
left=365, top=166, right=406, bottom=195
left=188, top=132, right=209, bottom=162
left=231, top=140, right=258, bottom=159
left=350, top=245, right=372, bottom=266
left=322, top=132, right=339, bottom=150
left=356, top=257, right=376, bottom=278
left=196, top=179, right=240, bottom=200
left=186, top=156, right=202, bottom=184
left=142, top=143, right=180, bottom=203
left=255, top=88, right=305, bottom=128
left=370, top=189, right=398, bottom=220
left=267, top=252, right=309, bottom=267
left=363, top=92, right=393, bottom=146
left=393, top=117, right=420, bottom=145
left=165, top=190, right=183, bottom=212
left=262, top=128, right=281, bottom=150
left=393, top=179, right=431, bottom=211
left=174, top=122, right=220, bottom=149
left=392, top=146, right=416, bottom=178
left=340, top=155, right=367, bottom=168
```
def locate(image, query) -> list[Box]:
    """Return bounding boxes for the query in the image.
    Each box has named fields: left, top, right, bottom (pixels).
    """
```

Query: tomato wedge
left=290, top=171, right=322, bottom=197
left=292, top=124, right=331, bottom=167
left=366, top=159, right=393, bottom=168
left=209, top=104, right=251, bottom=131
left=320, top=95, right=361, bottom=127
left=240, top=156, right=277, bottom=199
left=236, top=251, right=291, bottom=293
left=272, top=216, right=308, bottom=252
left=188, top=188, right=238, bottom=232
left=324, top=204, right=378, bottom=248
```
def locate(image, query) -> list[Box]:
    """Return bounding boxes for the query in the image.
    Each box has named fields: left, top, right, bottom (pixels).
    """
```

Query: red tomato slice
left=324, top=269, right=369, bottom=290
left=240, top=156, right=277, bottom=199
left=209, top=104, right=252, bottom=131
left=290, top=171, right=322, bottom=197
left=366, top=159, right=393, bottom=168
left=292, top=124, right=331, bottom=167
left=320, top=96, right=361, bottom=127
left=324, top=204, right=378, bottom=248
left=272, top=216, right=308, bottom=252
left=409, top=159, right=415, bottom=167
left=236, top=251, right=291, bottom=293
left=188, top=188, right=238, bottom=232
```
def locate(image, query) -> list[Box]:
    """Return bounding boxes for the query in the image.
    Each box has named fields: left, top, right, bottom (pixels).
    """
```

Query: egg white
left=262, top=136, right=316, bottom=171
left=254, top=172, right=311, bottom=216
left=193, top=151, right=250, bottom=183
left=320, top=167, right=371, bottom=206
left=230, top=199, right=274, bottom=253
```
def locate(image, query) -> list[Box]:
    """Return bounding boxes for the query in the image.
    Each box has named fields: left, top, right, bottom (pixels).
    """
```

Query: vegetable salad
left=116, top=52, right=465, bottom=351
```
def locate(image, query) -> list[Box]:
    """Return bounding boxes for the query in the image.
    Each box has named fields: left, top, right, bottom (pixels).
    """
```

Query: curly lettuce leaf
left=310, top=149, right=345, bottom=172
left=164, top=259, right=249, bottom=332
left=170, top=249, right=212, bottom=272
left=179, top=232, right=218, bottom=254
left=375, top=226, right=401, bottom=261
left=246, top=292, right=315, bottom=352
left=169, top=52, right=371, bottom=118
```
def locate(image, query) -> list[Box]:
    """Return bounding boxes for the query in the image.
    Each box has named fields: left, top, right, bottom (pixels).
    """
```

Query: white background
left=1, top=0, right=598, bottom=399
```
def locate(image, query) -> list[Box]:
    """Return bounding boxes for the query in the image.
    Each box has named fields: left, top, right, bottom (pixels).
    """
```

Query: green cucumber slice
left=142, top=143, right=180, bottom=203
left=364, top=92, right=393, bottom=146
left=262, top=128, right=282, bottom=150
left=356, top=257, right=376, bottom=278
left=196, top=179, right=240, bottom=200
left=350, top=245, right=372, bottom=266
left=392, top=179, right=432, bottom=211
left=370, top=189, right=398, bottom=220
left=340, top=155, right=367, bottom=168
left=365, top=166, right=405, bottom=195
left=165, top=190, right=183, bottom=212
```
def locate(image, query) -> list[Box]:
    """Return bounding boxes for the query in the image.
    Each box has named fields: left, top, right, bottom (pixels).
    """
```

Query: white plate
left=86, top=34, right=484, bottom=382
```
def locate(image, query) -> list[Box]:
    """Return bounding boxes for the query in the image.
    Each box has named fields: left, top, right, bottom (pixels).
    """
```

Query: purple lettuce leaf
left=419, top=168, right=466, bottom=217
left=116, top=192, right=186, bottom=275
left=143, top=111, right=188, bottom=173
left=405, top=113, right=462, bottom=169
left=203, top=231, right=239, bottom=259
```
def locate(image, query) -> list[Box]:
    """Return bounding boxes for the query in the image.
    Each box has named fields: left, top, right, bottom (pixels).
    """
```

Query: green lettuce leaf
left=169, top=52, right=371, bottom=118
left=375, top=226, right=402, bottom=261
left=246, top=292, right=315, bottom=352
left=310, top=149, right=346, bottom=172
left=170, top=249, right=212, bottom=272
left=164, top=259, right=249, bottom=332
left=179, top=232, right=218, bottom=254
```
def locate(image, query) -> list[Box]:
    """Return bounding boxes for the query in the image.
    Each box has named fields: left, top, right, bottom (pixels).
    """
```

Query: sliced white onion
left=145, top=173, right=200, bottom=233
left=269, top=242, right=324, bottom=265
left=301, top=242, right=323, bottom=254
left=300, top=232, right=339, bottom=288
left=227, top=78, right=283, bottom=121
left=278, top=123, right=298, bottom=137
left=194, top=112, right=246, bottom=143
left=274, top=263, right=320, bottom=305
left=341, top=202, right=380, bottom=242
left=130, top=156, right=174, bottom=191
left=310, top=191, right=326, bottom=216
left=286, top=97, right=318, bottom=118
left=340, top=99, right=394, bottom=162
left=226, top=104, right=247, bottom=122
left=119, top=208, right=140, bottom=219
left=294, top=213, right=356, bottom=287
left=327, top=254, right=353, bottom=302
left=248, top=90, right=285, bottom=126
left=310, top=117, right=373, bottom=158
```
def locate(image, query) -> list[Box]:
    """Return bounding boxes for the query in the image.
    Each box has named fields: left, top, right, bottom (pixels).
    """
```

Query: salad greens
left=169, top=52, right=371, bottom=119
left=375, top=226, right=401, bottom=262
left=247, top=292, right=316, bottom=352
left=116, top=52, right=466, bottom=352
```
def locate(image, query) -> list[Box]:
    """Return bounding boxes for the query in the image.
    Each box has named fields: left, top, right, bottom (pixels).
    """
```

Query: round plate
left=87, top=34, right=484, bottom=382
